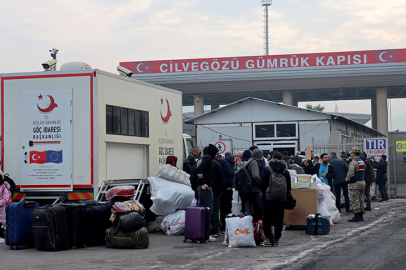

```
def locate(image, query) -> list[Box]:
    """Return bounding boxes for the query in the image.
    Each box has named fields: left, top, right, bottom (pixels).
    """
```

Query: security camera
left=196, top=97, right=199, bottom=102
left=117, top=66, right=133, bottom=77
left=42, top=59, right=57, bottom=70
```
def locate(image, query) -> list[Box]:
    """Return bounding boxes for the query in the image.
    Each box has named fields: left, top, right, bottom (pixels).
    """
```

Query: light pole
left=261, top=0, right=272, bottom=55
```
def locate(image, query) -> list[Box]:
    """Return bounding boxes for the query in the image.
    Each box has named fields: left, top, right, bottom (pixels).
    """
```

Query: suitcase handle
left=24, top=201, right=36, bottom=208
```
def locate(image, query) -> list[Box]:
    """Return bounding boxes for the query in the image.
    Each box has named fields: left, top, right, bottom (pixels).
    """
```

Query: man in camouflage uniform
left=346, top=147, right=366, bottom=222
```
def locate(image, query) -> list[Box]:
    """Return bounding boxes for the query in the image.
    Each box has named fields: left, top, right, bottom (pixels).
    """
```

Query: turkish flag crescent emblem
left=30, top=151, right=46, bottom=164
left=376, top=49, right=396, bottom=63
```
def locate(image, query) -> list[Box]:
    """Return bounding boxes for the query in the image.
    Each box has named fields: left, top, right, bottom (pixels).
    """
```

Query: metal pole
left=265, top=5, right=269, bottom=55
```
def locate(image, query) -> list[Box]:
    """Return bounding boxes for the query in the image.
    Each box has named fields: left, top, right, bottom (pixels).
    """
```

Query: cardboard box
left=284, top=189, right=318, bottom=226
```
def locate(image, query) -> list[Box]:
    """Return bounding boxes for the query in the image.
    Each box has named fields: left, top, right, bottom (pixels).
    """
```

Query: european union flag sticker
left=46, top=150, right=63, bottom=164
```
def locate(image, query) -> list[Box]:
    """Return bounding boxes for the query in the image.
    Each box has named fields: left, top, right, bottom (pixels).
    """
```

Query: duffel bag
left=106, top=227, right=149, bottom=249
left=117, top=212, right=146, bottom=233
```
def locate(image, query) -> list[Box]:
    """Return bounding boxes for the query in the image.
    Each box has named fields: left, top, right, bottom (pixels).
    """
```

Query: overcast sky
left=1, top=0, right=405, bottom=130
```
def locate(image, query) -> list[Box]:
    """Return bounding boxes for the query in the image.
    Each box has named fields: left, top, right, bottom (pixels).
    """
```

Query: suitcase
left=60, top=203, right=87, bottom=249
left=32, top=205, right=69, bottom=251
left=106, top=226, right=149, bottom=249
left=183, top=207, right=211, bottom=244
left=306, top=214, right=330, bottom=235
left=80, top=200, right=111, bottom=246
left=5, top=201, right=40, bottom=250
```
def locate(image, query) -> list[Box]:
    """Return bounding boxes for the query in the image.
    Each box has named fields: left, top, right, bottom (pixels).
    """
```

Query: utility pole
left=261, top=0, right=272, bottom=55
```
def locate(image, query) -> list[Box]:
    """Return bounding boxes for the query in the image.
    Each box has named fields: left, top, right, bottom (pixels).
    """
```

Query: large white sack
left=156, top=164, right=190, bottom=186
left=160, top=210, right=186, bottom=236
left=231, top=189, right=242, bottom=214
left=317, top=182, right=333, bottom=226
left=322, top=184, right=341, bottom=223
left=148, top=177, right=195, bottom=216
left=226, top=215, right=256, bottom=248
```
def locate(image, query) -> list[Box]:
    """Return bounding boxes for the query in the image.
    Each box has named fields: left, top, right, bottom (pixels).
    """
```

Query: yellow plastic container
left=297, top=174, right=312, bottom=189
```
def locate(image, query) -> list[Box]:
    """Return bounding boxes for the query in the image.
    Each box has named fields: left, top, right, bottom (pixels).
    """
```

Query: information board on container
left=364, top=138, right=388, bottom=160
left=20, top=89, right=72, bottom=188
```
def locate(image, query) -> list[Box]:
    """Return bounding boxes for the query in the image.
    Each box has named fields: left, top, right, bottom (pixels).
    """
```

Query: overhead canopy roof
left=123, top=48, right=406, bottom=106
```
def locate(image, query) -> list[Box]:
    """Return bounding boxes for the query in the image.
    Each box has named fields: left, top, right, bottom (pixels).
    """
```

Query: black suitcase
left=60, top=203, right=87, bottom=249
left=32, top=205, right=69, bottom=251
left=80, top=200, right=111, bottom=246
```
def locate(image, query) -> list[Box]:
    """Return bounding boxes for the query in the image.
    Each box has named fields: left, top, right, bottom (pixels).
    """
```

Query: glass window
left=403, top=153, right=406, bottom=164
left=135, top=110, right=142, bottom=137
left=112, top=106, right=121, bottom=134
left=255, top=124, right=275, bottom=138
left=121, top=108, right=128, bottom=135
left=106, top=105, right=113, bottom=134
left=141, top=111, right=149, bottom=137
left=276, top=124, right=296, bottom=138
left=128, top=109, right=135, bottom=136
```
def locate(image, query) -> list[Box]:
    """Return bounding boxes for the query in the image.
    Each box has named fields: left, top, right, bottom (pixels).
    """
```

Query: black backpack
left=266, top=165, right=287, bottom=201
left=235, top=164, right=260, bottom=199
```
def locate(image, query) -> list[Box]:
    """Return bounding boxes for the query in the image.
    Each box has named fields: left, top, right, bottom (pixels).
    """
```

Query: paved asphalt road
left=2, top=187, right=406, bottom=270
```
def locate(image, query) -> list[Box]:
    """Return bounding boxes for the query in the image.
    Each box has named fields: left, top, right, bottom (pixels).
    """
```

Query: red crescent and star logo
left=37, top=94, right=58, bottom=114
left=160, top=97, right=172, bottom=124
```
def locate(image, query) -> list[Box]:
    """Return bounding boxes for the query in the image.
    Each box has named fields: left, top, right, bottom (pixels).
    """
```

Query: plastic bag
left=160, top=210, right=186, bottom=236
left=148, top=177, right=195, bottom=216
left=191, top=198, right=197, bottom=207
left=148, top=216, right=165, bottom=232
left=226, top=215, right=256, bottom=248
left=105, top=186, right=135, bottom=200
left=322, top=184, right=341, bottom=223
left=231, top=189, right=242, bottom=214
left=156, top=164, right=190, bottom=186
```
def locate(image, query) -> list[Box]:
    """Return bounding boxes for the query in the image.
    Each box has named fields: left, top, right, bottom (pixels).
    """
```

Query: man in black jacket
left=361, top=152, right=375, bottom=210
left=372, top=155, right=388, bottom=202
left=259, top=152, right=291, bottom=247
left=303, top=153, right=336, bottom=187
left=183, top=146, right=201, bottom=174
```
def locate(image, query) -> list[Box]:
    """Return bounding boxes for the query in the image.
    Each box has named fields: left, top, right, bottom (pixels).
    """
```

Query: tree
left=306, top=103, right=325, bottom=112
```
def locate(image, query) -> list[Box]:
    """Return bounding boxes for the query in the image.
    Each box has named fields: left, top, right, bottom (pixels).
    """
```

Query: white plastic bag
left=322, top=184, right=341, bottom=223
left=160, top=210, right=186, bottom=236
left=316, top=180, right=333, bottom=225
left=231, top=189, right=242, bottom=214
left=226, top=215, right=256, bottom=248
left=156, top=164, right=190, bottom=186
left=148, top=177, right=195, bottom=216
left=191, top=198, right=197, bottom=207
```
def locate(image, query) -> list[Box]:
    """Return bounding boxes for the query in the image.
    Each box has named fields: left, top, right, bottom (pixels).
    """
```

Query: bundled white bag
left=226, top=215, right=256, bottom=248
left=316, top=180, right=333, bottom=226
left=148, top=177, right=195, bottom=216
left=160, top=210, right=186, bottom=236
left=322, top=184, right=341, bottom=223
left=156, top=164, right=190, bottom=186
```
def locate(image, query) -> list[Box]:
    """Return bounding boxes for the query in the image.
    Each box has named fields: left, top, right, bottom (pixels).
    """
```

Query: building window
left=253, top=122, right=298, bottom=140
left=106, top=105, right=149, bottom=137
left=403, top=153, right=406, bottom=164
left=277, top=124, right=296, bottom=138
left=255, top=124, right=275, bottom=138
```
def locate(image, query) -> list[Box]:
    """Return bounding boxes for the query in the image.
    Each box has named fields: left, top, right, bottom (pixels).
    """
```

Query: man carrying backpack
left=259, top=152, right=291, bottom=247
left=241, top=148, right=263, bottom=216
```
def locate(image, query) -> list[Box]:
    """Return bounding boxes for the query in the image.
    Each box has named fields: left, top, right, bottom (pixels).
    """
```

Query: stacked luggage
left=106, top=200, right=149, bottom=249
left=6, top=201, right=40, bottom=250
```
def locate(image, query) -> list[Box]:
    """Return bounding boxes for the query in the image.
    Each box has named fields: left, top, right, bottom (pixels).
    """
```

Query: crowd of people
left=183, top=144, right=389, bottom=246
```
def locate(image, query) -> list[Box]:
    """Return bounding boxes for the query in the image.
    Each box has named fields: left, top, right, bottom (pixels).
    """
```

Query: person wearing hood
left=216, top=154, right=232, bottom=233
left=165, top=156, right=178, bottom=167
left=243, top=148, right=263, bottom=216
left=224, top=152, right=235, bottom=170
left=371, top=155, right=388, bottom=203
left=0, top=170, right=10, bottom=244
left=259, top=152, right=291, bottom=247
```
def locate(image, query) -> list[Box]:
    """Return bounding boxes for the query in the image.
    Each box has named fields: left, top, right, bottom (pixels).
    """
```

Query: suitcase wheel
left=84, top=245, right=87, bottom=248
left=72, top=246, right=75, bottom=250
left=196, top=240, right=201, bottom=244
left=183, top=239, right=187, bottom=243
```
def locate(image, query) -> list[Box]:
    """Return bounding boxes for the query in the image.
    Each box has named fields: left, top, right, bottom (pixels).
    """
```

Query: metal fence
left=198, top=141, right=251, bottom=155
left=312, top=138, right=364, bottom=155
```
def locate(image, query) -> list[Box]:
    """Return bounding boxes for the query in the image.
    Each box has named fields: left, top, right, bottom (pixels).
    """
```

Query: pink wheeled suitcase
left=183, top=207, right=211, bottom=244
